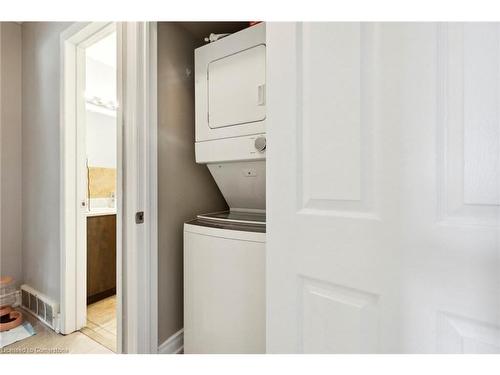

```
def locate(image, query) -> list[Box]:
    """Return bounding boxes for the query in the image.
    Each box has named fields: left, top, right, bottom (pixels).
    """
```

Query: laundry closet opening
left=157, top=22, right=267, bottom=354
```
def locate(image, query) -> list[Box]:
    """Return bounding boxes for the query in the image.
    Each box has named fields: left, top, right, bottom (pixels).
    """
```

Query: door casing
left=59, top=21, right=158, bottom=354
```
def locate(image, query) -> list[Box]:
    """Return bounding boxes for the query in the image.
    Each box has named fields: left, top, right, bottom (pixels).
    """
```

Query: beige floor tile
left=81, top=295, right=117, bottom=353
left=2, top=297, right=118, bottom=354
left=1, top=308, right=113, bottom=354
left=80, top=326, right=116, bottom=353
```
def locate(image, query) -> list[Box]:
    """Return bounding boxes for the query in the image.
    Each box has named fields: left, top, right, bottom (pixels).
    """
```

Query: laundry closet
left=157, top=22, right=266, bottom=354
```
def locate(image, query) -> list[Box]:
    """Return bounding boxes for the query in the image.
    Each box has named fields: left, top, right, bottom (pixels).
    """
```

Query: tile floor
left=80, top=295, right=117, bottom=352
left=1, top=308, right=112, bottom=354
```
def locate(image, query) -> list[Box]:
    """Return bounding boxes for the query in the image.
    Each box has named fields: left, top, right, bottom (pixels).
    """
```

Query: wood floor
left=80, top=295, right=117, bottom=352
left=1, top=308, right=112, bottom=354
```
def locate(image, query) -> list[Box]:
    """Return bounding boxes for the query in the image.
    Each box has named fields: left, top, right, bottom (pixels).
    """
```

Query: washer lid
left=197, top=210, right=265, bottom=226
left=186, top=218, right=266, bottom=234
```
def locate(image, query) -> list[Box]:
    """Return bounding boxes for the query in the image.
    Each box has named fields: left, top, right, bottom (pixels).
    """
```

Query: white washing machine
left=184, top=22, right=267, bottom=354
left=183, top=211, right=265, bottom=354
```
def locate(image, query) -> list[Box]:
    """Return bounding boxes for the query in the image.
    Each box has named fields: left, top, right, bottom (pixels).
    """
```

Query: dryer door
left=208, top=44, right=266, bottom=129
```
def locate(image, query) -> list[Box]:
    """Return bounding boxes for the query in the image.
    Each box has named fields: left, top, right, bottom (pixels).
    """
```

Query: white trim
left=75, top=36, right=87, bottom=330
left=158, top=329, right=184, bottom=354
left=120, top=22, right=158, bottom=354
left=147, top=21, right=159, bottom=355
left=60, top=21, right=109, bottom=336
left=59, top=22, right=123, bottom=352
left=60, top=21, right=157, bottom=354
left=0, top=25, right=3, bottom=289
left=121, top=22, right=139, bottom=352
left=115, top=22, right=124, bottom=354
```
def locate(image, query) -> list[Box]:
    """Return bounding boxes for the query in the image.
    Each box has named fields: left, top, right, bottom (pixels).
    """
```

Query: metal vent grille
left=29, top=294, right=36, bottom=311
left=45, top=304, right=54, bottom=326
left=22, top=289, right=30, bottom=308
left=36, top=297, right=45, bottom=320
left=20, top=285, right=59, bottom=332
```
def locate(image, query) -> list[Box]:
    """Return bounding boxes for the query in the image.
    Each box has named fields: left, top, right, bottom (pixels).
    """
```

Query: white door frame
left=59, top=21, right=117, bottom=338
left=120, top=21, right=158, bottom=354
left=60, top=21, right=158, bottom=354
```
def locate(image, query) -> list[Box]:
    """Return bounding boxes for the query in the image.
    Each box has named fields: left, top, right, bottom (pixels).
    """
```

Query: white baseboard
left=158, top=329, right=184, bottom=354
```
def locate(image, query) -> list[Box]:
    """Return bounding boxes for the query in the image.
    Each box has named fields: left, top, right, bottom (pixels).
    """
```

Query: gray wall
left=0, top=22, right=23, bottom=286
left=18, top=21, right=227, bottom=345
left=21, top=22, right=72, bottom=301
left=157, top=22, right=228, bottom=344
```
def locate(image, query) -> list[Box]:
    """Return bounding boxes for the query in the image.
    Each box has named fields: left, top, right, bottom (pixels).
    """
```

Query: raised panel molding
left=437, top=23, right=500, bottom=226
left=437, top=312, right=500, bottom=353
left=300, top=276, right=379, bottom=353
left=297, top=23, right=377, bottom=219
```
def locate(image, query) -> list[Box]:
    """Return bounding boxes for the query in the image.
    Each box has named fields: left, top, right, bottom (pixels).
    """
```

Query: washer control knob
left=254, top=136, right=266, bottom=152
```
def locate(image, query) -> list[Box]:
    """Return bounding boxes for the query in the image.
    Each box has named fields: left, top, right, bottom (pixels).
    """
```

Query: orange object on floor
left=0, top=276, right=23, bottom=332
left=0, top=309, right=23, bottom=332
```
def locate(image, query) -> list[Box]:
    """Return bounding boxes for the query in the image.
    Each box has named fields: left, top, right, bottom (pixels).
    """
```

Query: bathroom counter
left=86, top=208, right=116, bottom=217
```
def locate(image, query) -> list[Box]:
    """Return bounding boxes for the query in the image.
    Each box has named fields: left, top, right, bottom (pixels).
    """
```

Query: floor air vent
left=20, top=284, right=59, bottom=332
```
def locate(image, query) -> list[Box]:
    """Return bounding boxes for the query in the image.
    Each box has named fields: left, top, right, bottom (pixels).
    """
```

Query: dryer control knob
left=254, top=136, right=266, bottom=152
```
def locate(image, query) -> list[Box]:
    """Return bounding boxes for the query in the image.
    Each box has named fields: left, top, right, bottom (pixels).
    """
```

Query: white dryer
left=194, top=22, right=266, bottom=212
left=184, top=23, right=267, bottom=354
left=195, top=22, right=266, bottom=152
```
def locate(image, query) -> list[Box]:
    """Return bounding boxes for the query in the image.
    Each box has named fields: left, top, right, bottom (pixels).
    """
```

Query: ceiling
left=84, top=22, right=256, bottom=67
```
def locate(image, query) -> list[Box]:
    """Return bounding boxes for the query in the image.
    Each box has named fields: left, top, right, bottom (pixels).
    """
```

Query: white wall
left=86, top=57, right=116, bottom=103
left=0, top=22, right=23, bottom=287
left=22, top=22, right=73, bottom=301
left=86, top=111, right=117, bottom=168
left=85, top=54, right=117, bottom=169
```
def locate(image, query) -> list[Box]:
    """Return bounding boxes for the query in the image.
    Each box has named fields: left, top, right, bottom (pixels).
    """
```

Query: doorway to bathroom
left=60, top=22, right=121, bottom=353
left=61, top=22, right=158, bottom=353
left=77, top=28, right=118, bottom=352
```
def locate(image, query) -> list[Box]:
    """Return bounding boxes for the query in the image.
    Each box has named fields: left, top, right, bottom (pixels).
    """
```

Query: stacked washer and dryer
left=183, top=23, right=267, bottom=353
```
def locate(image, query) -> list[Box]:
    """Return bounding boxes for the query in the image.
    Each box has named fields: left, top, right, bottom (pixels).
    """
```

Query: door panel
left=438, top=23, right=500, bottom=225
left=267, top=22, right=500, bottom=353
left=301, top=277, right=379, bottom=354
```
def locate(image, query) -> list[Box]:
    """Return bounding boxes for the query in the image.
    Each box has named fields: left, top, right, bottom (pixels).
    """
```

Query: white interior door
left=266, top=22, right=500, bottom=353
